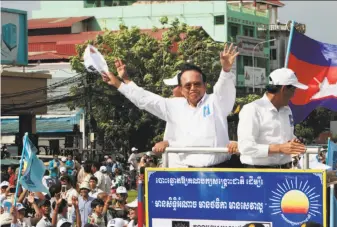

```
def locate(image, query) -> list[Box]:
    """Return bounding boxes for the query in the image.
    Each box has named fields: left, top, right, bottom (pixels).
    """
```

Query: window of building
left=270, top=49, right=277, bottom=60
left=228, top=23, right=239, bottom=42
left=243, top=26, right=254, bottom=37
left=270, top=36, right=275, bottom=46
left=243, top=56, right=253, bottom=67
left=214, top=15, right=225, bottom=25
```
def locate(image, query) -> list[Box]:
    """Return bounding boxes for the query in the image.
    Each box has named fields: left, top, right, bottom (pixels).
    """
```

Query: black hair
left=60, top=223, right=72, bottom=227
left=44, top=170, right=50, bottom=176
left=89, top=176, right=98, bottom=183
left=91, top=162, right=100, bottom=170
left=266, top=76, right=295, bottom=94
left=52, top=199, right=67, bottom=213
left=60, top=175, right=71, bottom=183
left=177, top=63, right=206, bottom=86
left=49, top=182, right=61, bottom=197
left=8, top=165, right=16, bottom=171
left=83, top=163, right=92, bottom=174
left=91, top=198, right=104, bottom=209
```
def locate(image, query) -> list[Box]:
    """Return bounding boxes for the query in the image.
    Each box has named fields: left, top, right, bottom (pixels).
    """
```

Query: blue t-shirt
left=48, top=160, right=60, bottom=178
left=65, top=160, right=74, bottom=175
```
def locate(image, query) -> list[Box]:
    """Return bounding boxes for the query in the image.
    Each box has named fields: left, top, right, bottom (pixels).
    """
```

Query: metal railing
left=163, top=147, right=321, bottom=169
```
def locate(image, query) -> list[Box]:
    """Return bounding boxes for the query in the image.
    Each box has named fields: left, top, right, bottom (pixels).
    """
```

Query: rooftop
left=28, top=16, right=93, bottom=29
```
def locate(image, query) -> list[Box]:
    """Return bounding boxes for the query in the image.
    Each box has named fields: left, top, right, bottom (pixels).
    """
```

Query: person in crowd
left=49, top=155, right=60, bottom=179
left=51, top=198, right=68, bottom=222
left=82, top=163, right=93, bottom=185
left=128, top=148, right=138, bottom=173
left=126, top=199, right=140, bottom=227
left=107, top=218, right=128, bottom=227
left=91, top=163, right=105, bottom=192
left=65, top=155, right=74, bottom=175
left=99, top=166, right=112, bottom=194
left=36, top=199, right=52, bottom=227
left=88, top=199, right=105, bottom=227
left=42, top=170, right=54, bottom=190
left=102, top=43, right=238, bottom=168
left=112, top=169, right=124, bottom=188
left=60, top=157, right=67, bottom=168
left=59, top=167, right=67, bottom=178
left=7, top=165, right=16, bottom=186
left=112, top=186, right=128, bottom=210
left=238, top=68, right=307, bottom=169
left=88, top=176, right=103, bottom=198
left=0, top=181, right=11, bottom=203
left=72, top=182, right=93, bottom=227
left=9, top=203, right=32, bottom=227
left=59, top=175, right=78, bottom=218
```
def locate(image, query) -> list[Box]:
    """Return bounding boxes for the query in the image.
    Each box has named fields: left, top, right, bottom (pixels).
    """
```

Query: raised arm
left=101, top=60, right=169, bottom=121
left=213, top=43, right=239, bottom=116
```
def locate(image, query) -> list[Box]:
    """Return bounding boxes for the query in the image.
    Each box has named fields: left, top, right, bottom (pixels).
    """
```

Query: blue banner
left=145, top=169, right=326, bottom=227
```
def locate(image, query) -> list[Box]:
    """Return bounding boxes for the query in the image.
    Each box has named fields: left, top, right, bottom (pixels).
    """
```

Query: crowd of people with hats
left=0, top=151, right=146, bottom=227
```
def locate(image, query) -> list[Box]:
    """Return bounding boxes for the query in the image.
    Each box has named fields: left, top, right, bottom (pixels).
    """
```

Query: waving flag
left=19, top=135, right=49, bottom=195
left=286, top=29, right=337, bottom=124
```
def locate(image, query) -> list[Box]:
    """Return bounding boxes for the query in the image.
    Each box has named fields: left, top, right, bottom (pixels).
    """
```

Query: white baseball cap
left=16, top=203, right=25, bottom=211
left=269, top=68, right=308, bottom=90
left=146, top=151, right=152, bottom=156
left=79, top=182, right=90, bottom=190
left=126, top=198, right=138, bottom=208
left=61, top=157, right=67, bottom=162
left=59, top=167, right=67, bottom=173
left=100, top=166, right=107, bottom=172
left=107, top=218, right=128, bottom=227
left=163, top=74, right=179, bottom=86
left=0, top=181, right=9, bottom=188
left=104, top=155, right=109, bottom=159
left=57, top=218, right=71, bottom=227
left=116, top=186, right=127, bottom=194
left=131, top=147, right=138, bottom=152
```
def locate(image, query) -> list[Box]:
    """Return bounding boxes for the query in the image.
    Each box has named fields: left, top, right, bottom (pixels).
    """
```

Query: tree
left=68, top=18, right=224, bottom=154
left=295, top=108, right=333, bottom=144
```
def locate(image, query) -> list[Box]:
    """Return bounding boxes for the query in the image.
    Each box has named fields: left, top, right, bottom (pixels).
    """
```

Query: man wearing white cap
left=99, top=166, right=112, bottom=193
left=0, top=181, right=10, bottom=204
left=102, top=44, right=239, bottom=168
left=238, top=68, right=307, bottom=169
left=59, top=167, right=67, bottom=177
left=128, top=148, right=138, bottom=172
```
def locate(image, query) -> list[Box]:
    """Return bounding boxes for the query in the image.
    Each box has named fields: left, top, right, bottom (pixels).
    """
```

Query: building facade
left=31, top=0, right=280, bottom=89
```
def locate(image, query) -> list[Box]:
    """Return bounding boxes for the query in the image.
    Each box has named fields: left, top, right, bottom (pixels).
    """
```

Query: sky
left=1, top=1, right=337, bottom=44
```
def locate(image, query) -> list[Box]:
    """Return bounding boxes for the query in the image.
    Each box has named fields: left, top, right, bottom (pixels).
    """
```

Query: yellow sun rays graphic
left=269, top=177, right=322, bottom=217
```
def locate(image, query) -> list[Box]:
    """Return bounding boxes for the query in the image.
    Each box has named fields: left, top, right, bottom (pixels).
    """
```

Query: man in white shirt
left=99, top=166, right=112, bottom=193
left=88, top=176, right=103, bottom=198
left=101, top=43, right=238, bottom=168
left=238, top=68, right=307, bottom=168
left=128, top=148, right=138, bottom=171
left=91, top=162, right=105, bottom=191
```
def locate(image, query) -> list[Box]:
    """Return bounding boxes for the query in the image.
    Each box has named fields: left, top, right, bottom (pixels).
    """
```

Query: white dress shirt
left=238, top=94, right=296, bottom=166
left=94, top=171, right=105, bottom=191
left=118, top=70, right=236, bottom=167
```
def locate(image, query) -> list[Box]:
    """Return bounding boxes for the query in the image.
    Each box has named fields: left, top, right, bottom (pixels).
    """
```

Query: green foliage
left=295, top=108, right=333, bottom=143
left=69, top=18, right=225, bottom=153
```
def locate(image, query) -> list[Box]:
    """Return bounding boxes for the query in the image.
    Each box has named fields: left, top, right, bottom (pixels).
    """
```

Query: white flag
left=83, top=44, right=109, bottom=75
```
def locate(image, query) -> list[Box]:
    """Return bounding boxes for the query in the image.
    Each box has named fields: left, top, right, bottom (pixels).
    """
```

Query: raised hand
left=114, top=59, right=128, bottom=81
left=72, top=196, right=79, bottom=207
left=220, top=43, right=239, bottom=72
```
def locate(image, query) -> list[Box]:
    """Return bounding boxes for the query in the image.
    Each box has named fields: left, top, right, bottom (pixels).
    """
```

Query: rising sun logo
left=269, top=177, right=321, bottom=226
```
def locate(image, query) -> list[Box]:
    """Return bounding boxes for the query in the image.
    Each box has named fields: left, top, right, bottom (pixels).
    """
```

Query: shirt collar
left=185, top=93, right=208, bottom=108
left=262, top=93, right=289, bottom=112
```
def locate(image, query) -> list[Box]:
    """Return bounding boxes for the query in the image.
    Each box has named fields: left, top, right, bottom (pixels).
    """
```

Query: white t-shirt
left=128, top=153, right=137, bottom=171
left=65, top=188, right=79, bottom=205
left=36, top=216, right=52, bottom=227
left=89, top=188, right=103, bottom=198
left=94, top=171, right=105, bottom=192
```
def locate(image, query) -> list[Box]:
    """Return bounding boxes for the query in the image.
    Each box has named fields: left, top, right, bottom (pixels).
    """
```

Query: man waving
left=102, top=43, right=239, bottom=168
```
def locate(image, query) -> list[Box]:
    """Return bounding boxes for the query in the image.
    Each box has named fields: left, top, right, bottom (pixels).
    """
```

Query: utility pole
left=84, top=73, right=93, bottom=160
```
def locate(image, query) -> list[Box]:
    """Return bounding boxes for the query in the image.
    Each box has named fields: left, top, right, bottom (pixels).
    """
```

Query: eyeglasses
left=182, top=82, right=203, bottom=90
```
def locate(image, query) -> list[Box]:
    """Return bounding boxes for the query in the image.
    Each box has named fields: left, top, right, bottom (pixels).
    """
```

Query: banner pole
left=13, top=132, right=28, bottom=206
left=284, top=20, right=295, bottom=68
left=329, top=184, right=335, bottom=227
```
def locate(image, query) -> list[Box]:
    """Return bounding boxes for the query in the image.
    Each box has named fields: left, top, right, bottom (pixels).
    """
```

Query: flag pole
left=284, top=20, right=295, bottom=68
left=13, top=132, right=28, bottom=206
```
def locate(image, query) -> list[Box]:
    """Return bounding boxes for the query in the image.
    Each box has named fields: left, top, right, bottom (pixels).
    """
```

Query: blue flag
left=19, top=136, right=49, bottom=195
left=327, top=139, right=337, bottom=170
